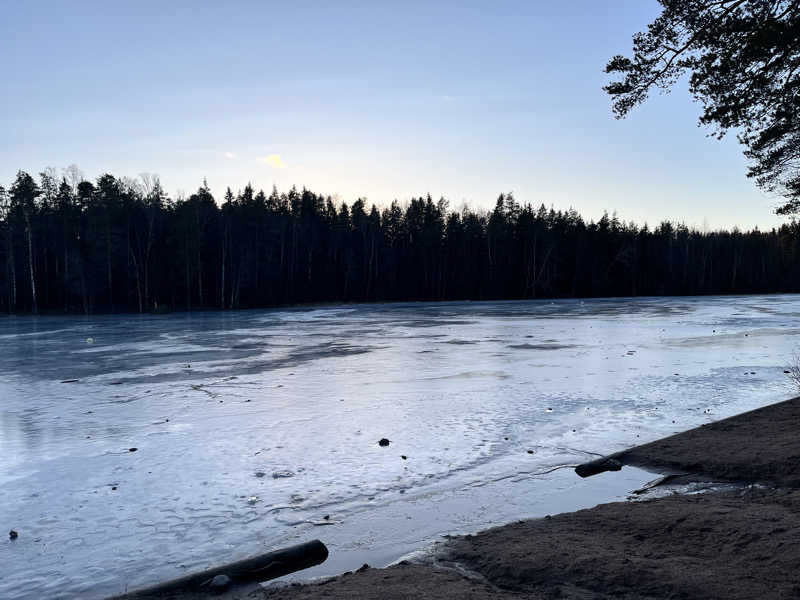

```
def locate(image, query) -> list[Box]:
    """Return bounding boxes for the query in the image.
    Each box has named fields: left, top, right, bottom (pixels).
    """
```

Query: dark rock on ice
left=378, top=438, right=390, bottom=447
left=9, top=530, right=18, bottom=540
left=210, top=574, right=231, bottom=592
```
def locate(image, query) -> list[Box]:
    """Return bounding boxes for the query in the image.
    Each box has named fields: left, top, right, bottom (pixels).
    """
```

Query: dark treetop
left=606, top=0, right=800, bottom=213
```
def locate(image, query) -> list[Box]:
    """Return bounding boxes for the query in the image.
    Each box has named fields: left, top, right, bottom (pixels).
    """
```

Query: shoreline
left=115, top=395, right=800, bottom=599
left=251, top=396, right=800, bottom=599
left=5, top=291, right=800, bottom=319
left=577, top=394, right=800, bottom=487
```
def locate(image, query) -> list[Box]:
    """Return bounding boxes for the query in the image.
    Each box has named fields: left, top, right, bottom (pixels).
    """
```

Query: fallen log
left=574, top=456, right=623, bottom=478
left=113, top=539, right=328, bottom=598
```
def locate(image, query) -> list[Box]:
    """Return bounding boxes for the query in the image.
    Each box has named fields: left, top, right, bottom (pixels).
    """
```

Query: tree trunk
left=5, top=224, right=15, bottom=312
left=79, top=256, right=89, bottom=315
left=197, top=247, right=203, bottom=307
left=184, top=232, right=191, bottom=310
left=131, top=247, right=143, bottom=313
left=106, top=220, right=113, bottom=309
left=25, top=213, right=37, bottom=314
left=220, top=219, right=227, bottom=309
left=63, top=219, right=70, bottom=312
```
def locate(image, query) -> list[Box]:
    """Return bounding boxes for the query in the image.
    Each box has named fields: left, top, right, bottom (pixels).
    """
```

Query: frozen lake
left=1, top=295, right=798, bottom=598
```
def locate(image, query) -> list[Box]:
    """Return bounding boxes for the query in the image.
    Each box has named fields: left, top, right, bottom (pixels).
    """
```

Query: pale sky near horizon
left=0, top=0, right=787, bottom=230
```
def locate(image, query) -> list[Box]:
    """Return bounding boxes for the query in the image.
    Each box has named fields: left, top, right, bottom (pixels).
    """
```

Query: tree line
left=1, top=168, right=799, bottom=314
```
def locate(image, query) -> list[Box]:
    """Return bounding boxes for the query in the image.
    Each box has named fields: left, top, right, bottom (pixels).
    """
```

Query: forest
left=2, top=168, right=800, bottom=314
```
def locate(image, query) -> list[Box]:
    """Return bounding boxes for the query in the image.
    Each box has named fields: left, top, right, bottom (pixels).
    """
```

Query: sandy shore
left=259, top=488, right=800, bottom=599
left=120, top=396, right=800, bottom=599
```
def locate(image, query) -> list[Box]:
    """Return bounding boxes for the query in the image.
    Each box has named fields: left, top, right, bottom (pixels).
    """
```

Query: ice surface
left=0, top=295, right=798, bottom=598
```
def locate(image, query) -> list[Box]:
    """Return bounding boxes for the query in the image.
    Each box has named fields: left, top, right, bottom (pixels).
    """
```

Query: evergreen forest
left=2, top=169, right=799, bottom=314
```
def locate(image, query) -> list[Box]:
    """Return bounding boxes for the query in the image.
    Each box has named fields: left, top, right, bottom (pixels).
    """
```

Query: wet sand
left=253, top=396, right=800, bottom=599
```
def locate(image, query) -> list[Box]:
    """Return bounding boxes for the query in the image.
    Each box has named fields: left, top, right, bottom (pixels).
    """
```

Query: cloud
left=258, top=154, right=288, bottom=169
left=224, top=151, right=237, bottom=159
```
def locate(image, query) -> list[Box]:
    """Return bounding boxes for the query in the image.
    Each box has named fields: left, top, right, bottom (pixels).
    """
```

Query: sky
left=0, top=0, right=787, bottom=230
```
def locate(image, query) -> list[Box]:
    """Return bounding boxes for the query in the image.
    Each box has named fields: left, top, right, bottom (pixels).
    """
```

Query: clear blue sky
left=0, top=0, right=785, bottom=230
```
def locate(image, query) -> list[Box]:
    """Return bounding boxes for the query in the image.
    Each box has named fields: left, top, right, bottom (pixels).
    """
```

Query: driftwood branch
left=113, top=539, right=328, bottom=598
